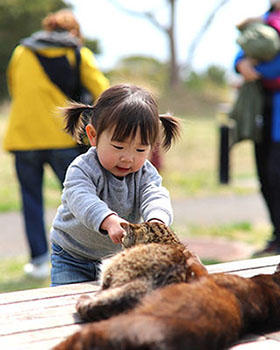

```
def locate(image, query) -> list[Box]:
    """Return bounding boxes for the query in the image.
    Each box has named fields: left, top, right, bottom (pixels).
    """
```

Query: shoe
left=252, top=241, right=280, bottom=258
left=24, top=261, right=50, bottom=279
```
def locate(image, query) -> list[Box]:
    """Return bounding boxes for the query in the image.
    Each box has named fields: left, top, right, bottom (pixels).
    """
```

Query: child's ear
left=86, top=124, right=97, bottom=146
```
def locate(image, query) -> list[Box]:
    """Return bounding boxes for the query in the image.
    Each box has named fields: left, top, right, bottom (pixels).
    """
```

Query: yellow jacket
left=3, top=44, right=109, bottom=151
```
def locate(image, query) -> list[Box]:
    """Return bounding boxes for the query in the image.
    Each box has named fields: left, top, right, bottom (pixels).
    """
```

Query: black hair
left=63, top=84, right=181, bottom=151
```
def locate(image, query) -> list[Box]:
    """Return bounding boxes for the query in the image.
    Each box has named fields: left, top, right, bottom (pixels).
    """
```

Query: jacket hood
left=20, top=30, right=81, bottom=51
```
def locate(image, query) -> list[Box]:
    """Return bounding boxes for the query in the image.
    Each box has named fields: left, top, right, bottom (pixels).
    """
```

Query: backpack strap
left=71, top=48, right=82, bottom=101
left=35, top=48, right=80, bottom=100
left=72, top=48, right=93, bottom=104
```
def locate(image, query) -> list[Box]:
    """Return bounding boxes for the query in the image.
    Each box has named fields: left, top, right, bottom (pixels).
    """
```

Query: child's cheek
left=135, top=156, right=147, bottom=170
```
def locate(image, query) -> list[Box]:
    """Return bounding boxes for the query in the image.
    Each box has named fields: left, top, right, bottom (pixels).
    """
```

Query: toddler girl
left=50, top=84, right=181, bottom=286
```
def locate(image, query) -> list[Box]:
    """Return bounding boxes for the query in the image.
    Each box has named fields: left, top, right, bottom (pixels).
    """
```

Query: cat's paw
left=76, top=295, right=94, bottom=320
left=76, top=292, right=117, bottom=322
left=76, top=294, right=91, bottom=307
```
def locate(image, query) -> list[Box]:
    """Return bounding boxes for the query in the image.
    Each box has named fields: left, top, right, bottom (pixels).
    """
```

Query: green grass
left=174, top=221, right=270, bottom=248
left=0, top=257, right=50, bottom=293
left=173, top=220, right=271, bottom=266
left=161, top=116, right=257, bottom=197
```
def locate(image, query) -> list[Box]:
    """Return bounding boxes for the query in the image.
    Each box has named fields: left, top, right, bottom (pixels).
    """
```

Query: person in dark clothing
left=234, top=3, right=280, bottom=256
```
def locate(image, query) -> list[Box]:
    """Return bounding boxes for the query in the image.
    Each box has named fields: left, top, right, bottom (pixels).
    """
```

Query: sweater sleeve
left=255, top=53, right=280, bottom=78
left=80, top=47, right=110, bottom=100
left=139, top=162, right=173, bottom=225
left=63, top=159, right=116, bottom=232
left=234, top=45, right=280, bottom=79
left=234, top=48, right=280, bottom=84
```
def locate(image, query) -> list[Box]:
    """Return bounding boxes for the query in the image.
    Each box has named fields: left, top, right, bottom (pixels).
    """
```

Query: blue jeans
left=51, top=243, right=101, bottom=286
left=13, top=148, right=82, bottom=264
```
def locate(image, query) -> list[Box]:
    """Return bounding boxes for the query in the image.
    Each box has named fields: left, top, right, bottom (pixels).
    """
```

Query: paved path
left=174, top=193, right=269, bottom=261
left=0, top=193, right=269, bottom=262
left=172, top=193, right=268, bottom=226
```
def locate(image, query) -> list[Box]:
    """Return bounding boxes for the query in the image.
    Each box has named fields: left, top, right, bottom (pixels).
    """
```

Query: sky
left=65, top=0, right=270, bottom=76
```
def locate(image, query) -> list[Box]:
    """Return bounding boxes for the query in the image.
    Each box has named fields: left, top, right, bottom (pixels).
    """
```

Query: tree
left=143, top=0, right=179, bottom=88
left=108, top=56, right=168, bottom=88
left=109, top=0, right=231, bottom=88
left=206, top=65, right=226, bottom=86
left=0, top=0, right=69, bottom=100
left=109, top=0, right=179, bottom=88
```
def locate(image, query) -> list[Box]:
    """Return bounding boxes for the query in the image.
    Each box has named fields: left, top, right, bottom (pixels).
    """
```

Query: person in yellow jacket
left=3, top=9, right=109, bottom=279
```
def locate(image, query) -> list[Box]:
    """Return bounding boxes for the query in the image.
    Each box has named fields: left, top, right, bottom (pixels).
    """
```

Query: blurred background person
left=234, top=0, right=280, bottom=256
left=2, top=9, right=109, bottom=279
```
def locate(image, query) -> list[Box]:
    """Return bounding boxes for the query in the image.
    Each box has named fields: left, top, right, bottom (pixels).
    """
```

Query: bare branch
left=144, top=11, right=169, bottom=33
left=108, top=0, right=168, bottom=33
left=185, top=0, right=232, bottom=71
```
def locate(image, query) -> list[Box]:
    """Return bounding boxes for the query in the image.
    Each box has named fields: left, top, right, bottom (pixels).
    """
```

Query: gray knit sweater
left=50, top=147, right=173, bottom=260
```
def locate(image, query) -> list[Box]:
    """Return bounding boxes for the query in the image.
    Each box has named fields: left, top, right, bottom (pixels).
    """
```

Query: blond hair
left=42, top=9, right=82, bottom=40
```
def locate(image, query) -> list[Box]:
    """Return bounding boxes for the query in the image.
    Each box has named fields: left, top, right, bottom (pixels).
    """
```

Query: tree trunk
left=168, top=0, right=180, bottom=87
left=108, top=0, right=181, bottom=87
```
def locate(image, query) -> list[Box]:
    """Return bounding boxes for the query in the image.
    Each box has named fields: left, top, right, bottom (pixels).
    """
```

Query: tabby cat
left=121, top=221, right=182, bottom=248
left=76, top=222, right=206, bottom=322
left=54, top=265, right=280, bottom=350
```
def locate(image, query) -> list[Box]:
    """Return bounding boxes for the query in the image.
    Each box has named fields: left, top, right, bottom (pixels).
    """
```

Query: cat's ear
left=120, top=222, right=130, bottom=231
left=183, top=249, right=208, bottom=280
left=182, top=248, right=192, bottom=259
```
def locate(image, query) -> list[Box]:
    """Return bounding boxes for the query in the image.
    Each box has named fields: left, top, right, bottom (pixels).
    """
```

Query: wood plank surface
left=1, top=324, right=83, bottom=350
left=229, top=339, right=280, bottom=349
left=1, top=255, right=280, bottom=350
left=207, top=254, right=280, bottom=275
left=0, top=281, right=99, bottom=305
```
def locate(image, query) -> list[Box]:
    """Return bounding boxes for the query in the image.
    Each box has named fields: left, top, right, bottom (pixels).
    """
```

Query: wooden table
left=1, top=255, right=280, bottom=350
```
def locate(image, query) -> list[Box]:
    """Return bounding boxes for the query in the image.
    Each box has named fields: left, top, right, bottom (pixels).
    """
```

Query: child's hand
left=101, top=214, right=128, bottom=244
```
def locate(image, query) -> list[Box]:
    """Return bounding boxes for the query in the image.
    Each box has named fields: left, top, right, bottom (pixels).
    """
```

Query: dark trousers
left=255, top=141, right=280, bottom=243
left=14, top=148, right=82, bottom=263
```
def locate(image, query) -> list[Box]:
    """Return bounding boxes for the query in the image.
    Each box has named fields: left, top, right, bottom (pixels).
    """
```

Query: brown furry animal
left=121, top=221, right=182, bottom=248
left=55, top=266, right=280, bottom=350
left=76, top=222, right=206, bottom=322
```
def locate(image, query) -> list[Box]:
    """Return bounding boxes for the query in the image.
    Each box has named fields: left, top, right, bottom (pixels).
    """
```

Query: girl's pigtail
left=159, top=114, right=181, bottom=150
left=63, top=102, right=93, bottom=144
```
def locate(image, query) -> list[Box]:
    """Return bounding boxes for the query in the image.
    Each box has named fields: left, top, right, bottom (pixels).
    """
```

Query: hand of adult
left=236, top=58, right=261, bottom=81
